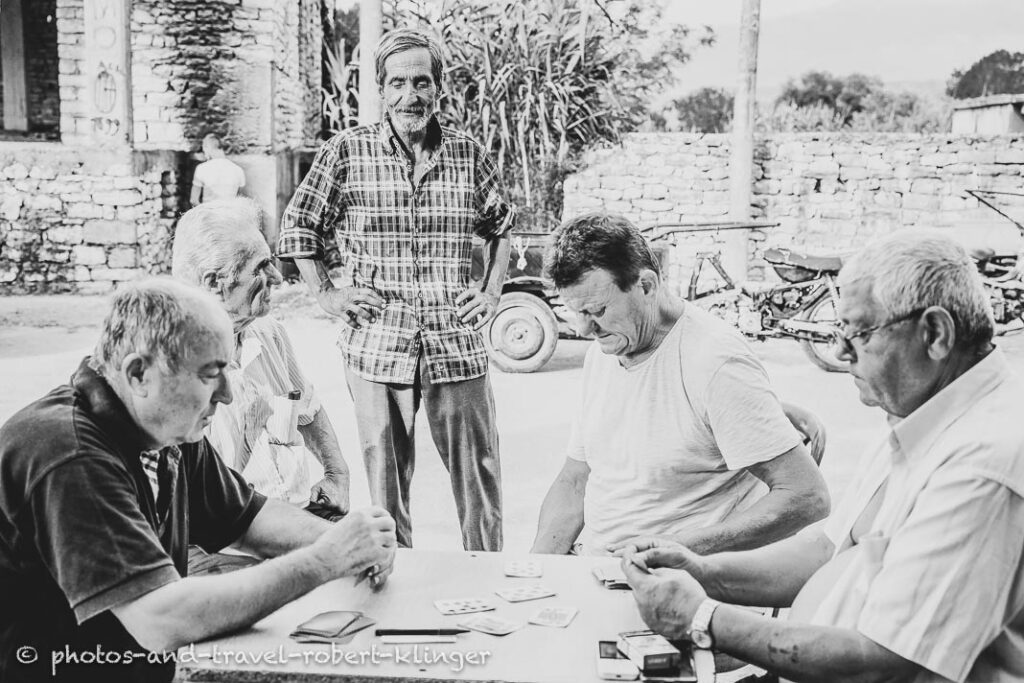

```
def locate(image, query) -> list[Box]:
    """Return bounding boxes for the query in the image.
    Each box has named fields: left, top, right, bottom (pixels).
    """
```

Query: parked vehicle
left=650, top=225, right=846, bottom=373
left=966, top=189, right=1024, bottom=333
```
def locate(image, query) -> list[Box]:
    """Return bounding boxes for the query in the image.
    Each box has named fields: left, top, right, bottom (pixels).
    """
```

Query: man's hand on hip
left=456, top=287, right=499, bottom=330
left=317, top=286, right=384, bottom=329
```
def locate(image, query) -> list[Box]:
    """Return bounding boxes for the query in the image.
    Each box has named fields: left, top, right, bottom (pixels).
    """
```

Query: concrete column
left=82, top=0, right=133, bottom=146
left=358, top=0, right=382, bottom=125
left=727, top=0, right=761, bottom=278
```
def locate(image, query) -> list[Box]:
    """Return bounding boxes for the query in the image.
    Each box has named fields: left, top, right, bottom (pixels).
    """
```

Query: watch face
left=690, top=629, right=713, bottom=649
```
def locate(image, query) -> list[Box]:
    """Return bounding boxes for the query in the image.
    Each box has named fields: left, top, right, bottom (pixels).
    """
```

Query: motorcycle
left=678, top=243, right=848, bottom=373
left=965, top=189, right=1024, bottom=333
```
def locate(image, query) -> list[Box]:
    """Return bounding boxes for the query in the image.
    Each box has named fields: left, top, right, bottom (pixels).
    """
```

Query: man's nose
left=574, top=313, right=596, bottom=337
left=266, top=263, right=283, bottom=286
left=214, top=373, right=233, bottom=405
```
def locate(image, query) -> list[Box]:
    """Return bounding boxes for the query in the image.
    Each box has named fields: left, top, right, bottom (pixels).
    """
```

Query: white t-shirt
left=568, top=303, right=801, bottom=554
left=193, top=157, right=246, bottom=201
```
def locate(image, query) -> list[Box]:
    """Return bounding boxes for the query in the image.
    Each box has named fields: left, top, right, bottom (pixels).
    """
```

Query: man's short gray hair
left=838, top=229, right=995, bottom=350
left=172, top=198, right=265, bottom=287
left=374, top=28, right=444, bottom=88
left=93, top=277, right=229, bottom=375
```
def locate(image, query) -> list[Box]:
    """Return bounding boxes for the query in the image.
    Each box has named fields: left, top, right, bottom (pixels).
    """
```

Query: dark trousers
left=345, top=354, right=503, bottom=551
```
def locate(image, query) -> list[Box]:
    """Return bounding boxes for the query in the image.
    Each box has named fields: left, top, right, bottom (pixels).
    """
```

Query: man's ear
left=638, top=269, right=659, bottom=295
left=200, top=270, right=220, bottom=294
left=922, top=307, right=956, bottom=360
left=121, top=353, right=153, bottom=397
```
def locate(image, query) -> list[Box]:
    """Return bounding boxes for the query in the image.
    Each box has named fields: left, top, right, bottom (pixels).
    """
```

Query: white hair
left=171, top=198, right=266, bottom=287
left=93, top=277, right=230, bottom=374
left=838, top=229, right=994, bottom=350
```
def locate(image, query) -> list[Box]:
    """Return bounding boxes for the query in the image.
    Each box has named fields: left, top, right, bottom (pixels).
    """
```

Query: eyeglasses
left=831, top=309, right=925, bottom=354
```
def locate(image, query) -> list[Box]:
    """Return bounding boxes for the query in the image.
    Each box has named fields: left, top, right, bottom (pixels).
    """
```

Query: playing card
left=504, top=560, right=543, bottom=578
left=528, top=606, right=578, bottom=628
left=433, top=598, right=496, bottom=615
left=495, top=585, right=556, bottom=603
left=458, top=613, right=524, bottom=636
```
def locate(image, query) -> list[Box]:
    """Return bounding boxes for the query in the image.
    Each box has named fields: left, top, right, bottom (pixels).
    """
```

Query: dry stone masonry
left=564, top=132, right=1024, bottom=287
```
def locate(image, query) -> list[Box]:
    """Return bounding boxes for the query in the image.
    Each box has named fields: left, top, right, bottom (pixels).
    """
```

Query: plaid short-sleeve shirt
left=278, top=115, right=516, bottom=385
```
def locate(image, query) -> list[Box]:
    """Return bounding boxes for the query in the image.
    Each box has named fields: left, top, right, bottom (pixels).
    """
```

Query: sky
left=667, top=0, right=1024, bottom=98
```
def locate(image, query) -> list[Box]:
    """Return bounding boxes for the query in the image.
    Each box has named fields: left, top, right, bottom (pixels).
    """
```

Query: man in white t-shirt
left=190, top=134, right=246, bottom=206
left=531, top=213, right=829, bottom=556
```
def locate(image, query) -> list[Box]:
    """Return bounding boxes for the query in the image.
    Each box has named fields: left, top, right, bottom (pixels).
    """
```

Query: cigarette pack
left=616, top=629, right=681, bottom=674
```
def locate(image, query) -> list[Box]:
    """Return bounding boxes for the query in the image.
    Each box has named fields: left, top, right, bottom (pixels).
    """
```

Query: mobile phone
left=597, top=641, right=640, bottom=680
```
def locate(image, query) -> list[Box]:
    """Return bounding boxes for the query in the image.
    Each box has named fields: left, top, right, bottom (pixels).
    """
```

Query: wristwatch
left=688, top=598, right=722, bottom=649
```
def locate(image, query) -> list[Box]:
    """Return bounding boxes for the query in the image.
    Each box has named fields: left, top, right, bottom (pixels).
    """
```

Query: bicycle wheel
left=798, top=294, right=849, bottom=373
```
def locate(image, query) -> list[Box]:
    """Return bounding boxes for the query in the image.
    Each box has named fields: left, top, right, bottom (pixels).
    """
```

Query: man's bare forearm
left=294, top=257, right=332, bottom=297
left=531, top=465, right=587, bottom=554
left=234, top=499, right=331, bottom=558
left=711, top=605, right=919, bottom=683
left=480, top=234, right=511, bottom=298
left=701, top=531, right=833, bottom=607
left=299, top=409, right=349, bottom=478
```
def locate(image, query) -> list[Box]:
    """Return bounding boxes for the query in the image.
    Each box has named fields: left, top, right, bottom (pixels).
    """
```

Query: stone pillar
left=82, top=0, right=132, bottom=146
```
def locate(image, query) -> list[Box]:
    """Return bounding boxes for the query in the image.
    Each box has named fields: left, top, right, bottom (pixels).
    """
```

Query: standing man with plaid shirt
left=277, top=28, right=515, bottom=551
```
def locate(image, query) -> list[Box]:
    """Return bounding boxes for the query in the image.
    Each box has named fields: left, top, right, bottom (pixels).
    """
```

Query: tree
left=672, top=87, right=733, bottom=133
left=947, top=50, right=1024, bottom=99
left=776, top=71, right=883, bottom=124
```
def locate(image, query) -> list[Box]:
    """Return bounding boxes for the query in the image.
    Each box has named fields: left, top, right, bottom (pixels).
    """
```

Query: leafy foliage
left=671, top=87, right=734, bottom=133
left=946, top=50, right=1024, bottom=99
left=776, top=71, right=884, bottom=124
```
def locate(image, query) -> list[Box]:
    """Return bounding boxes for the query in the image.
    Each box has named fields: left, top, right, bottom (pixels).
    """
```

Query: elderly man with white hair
left=172, top=199, right=352, bottom=571
left=620, top=230, right=1024, bottom=683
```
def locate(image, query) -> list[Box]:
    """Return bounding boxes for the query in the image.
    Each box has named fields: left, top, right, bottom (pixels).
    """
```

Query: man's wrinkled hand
left=310, top=473, right=351, bottom=516
left=622, top=559, right=707, bottom=641
left=314, top=506, right=396, bottom=586
left=455, top=288, right=499, bottom=330
left=608, top=536, right=680, bottom=557
left=317, top=286, right=384, bottom=329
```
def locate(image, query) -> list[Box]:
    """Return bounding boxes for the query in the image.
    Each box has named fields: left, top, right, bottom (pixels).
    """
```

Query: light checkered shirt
left=277, top=115, right=516, bottom=384
left=139, top=445, right=181, bottom=520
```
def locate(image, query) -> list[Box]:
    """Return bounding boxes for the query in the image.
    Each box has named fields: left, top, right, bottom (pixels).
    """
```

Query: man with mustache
left=278, top=29, right=515, bottom=551
left=0, top=279, right=396, bottom=682
left=171, top=200, right=352, bottom=573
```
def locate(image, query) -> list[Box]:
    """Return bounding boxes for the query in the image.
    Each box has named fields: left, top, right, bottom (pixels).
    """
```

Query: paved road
left=3, top=301, right=1023, bottom=552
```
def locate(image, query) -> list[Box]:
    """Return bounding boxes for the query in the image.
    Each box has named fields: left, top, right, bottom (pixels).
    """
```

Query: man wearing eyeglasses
left=621, top=231, right=1024, bottom=682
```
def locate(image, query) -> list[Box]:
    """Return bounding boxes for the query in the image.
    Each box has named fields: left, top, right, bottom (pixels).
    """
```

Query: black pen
left=375, top=629, right=469, bottom=636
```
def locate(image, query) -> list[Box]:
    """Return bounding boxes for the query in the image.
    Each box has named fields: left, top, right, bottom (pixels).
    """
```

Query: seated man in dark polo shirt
left=0, top=278, right=397, bottom=683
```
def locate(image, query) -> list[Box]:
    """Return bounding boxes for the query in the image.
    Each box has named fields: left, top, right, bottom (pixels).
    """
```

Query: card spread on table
left=528, top=606, right=578, bottom=628
left=495, top=585, right=556, bottom=603
left=458, top=613, right=524, bottom=636
left=433, top=598, right=496, bottom=615
left=504, top=560, right=543, bottom=578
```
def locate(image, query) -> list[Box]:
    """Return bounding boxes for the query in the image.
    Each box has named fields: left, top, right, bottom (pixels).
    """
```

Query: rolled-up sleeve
left=472, top=146, right=516, bottom=239
left=857, top=468, right=1024, bottom=682
left=277, top=140, right=344, bottom=260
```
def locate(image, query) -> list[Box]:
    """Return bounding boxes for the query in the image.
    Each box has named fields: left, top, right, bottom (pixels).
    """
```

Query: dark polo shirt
left=0, top=358, right=267, bottom=682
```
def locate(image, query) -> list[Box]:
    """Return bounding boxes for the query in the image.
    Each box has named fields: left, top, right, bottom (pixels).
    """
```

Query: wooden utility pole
left=726, top=0, right=761, bottom=278
left=358, top=0, right=383, bottom=125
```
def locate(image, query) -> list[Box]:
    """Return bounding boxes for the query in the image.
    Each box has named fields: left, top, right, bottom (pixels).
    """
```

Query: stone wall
left=56, top=0, right=321, bottom=152
left=565, top=132, right=1024, bottom=286
left=0, top=143, right=176, bottom=293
